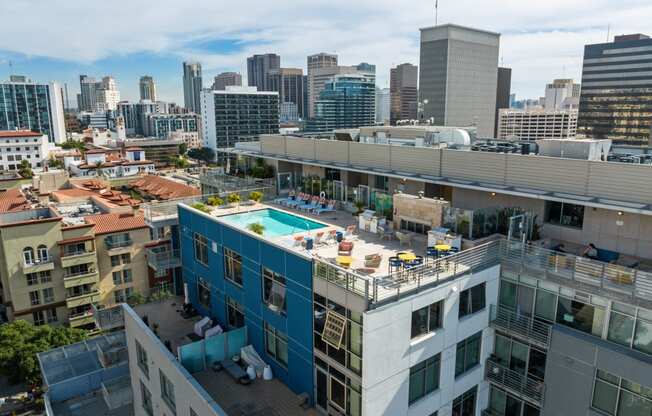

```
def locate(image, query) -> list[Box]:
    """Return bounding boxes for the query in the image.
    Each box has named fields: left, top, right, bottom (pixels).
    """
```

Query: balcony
left=485, top=358, right=545, bottom=406
left=66, top=290, right=100, bottom=309
left=22, top=258, right=55, bottom=274
left=489, top=304, right=552, bottom=348
left=63, top=269, right=99, bottom=289
left=68, top=311, right=96, bottom=328
left=104, top=237, right=133, bottom=250
left=147, top=248, right=180, bottom=271
left=61, top=250, right=97, bottom=268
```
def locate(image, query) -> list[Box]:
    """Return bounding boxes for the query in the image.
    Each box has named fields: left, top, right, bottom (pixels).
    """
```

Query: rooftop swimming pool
left=220, top=208, right=327, bottom=237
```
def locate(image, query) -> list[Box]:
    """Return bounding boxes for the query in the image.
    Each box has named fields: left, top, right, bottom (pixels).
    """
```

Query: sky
left=1, top=0, right=651, bottom=106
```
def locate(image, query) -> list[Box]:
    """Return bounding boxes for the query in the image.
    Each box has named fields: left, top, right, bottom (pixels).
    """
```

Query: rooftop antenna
left=435, top=0, right=439, bottom=25
left=606, top=23, right=611, bottom=42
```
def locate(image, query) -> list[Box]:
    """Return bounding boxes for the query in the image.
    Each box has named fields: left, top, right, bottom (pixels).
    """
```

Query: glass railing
left=105, top=237, right=133, bottom=249
left=485, top=358, right=545, bottom=405
left=147, top=248, right=181, bottom=270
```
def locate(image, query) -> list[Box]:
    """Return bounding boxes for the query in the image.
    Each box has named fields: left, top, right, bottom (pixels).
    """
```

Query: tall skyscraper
left=578, top=34, right=652, bottom=145
left=183, top=62, right=203, bottom=113
left=307, top=74, right=375, bottom=131
left=267, top=68, right=306, bottom=119
left=78, top=75, right=97, bottom=112
left=494, top=67, right=512, bottom=136
left=390, top=63, right=419, bottom=124
left=246, top=54, right=280, bottom=91
left=307, top=53, right=338, bottom=118
left=212, top=72, right=242, bottom=90
left=0, top=76, right=66, bottom=143
left=544, top=79, right=579, bottom=111
left=419, top=24, right=500, bottom=137
left=375, top=87, right=390, bottom=124
left=95, top=76, right=120, bottom=112
left=139, top=76, right=157, bottom=102
left=200, top=86, right=279, bottom=161
left=307, top=63, right=375, bottom=119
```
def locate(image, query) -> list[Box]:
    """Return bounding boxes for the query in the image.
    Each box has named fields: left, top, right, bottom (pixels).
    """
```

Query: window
left=37, top=244, right=48, bottom=262
left=40, top=270, right=52, bottom=283
left=556, top=297, right=604, bottom=337
left=23, top=247, right=34, bottom=265
left=42, top=287, right=54, bottom=303
left=459, top=283, right=486, bottom=318
left=226, top=296, right=245, bottom=329
left=400, top=219, right=432, bottom=235
left=140, top=381, right=153, bottom=416
left=198, top=278, right=211, bottom=308
left=545, top=201, right=584, bottom=228
left=123, top=269, right=133, bottom=283
left=224, top=248, right=243, bottom=286
left=121, top=253, right=131, bottom=264
left=46, top=308, right=57, bottom=323
left=193, top=233, right=209, bottom=265
left=32, top=310, right=44, bottom=326
left=29, top=290, right=40, bottom=306
left=66, top=242, right=86, bottom=256
left=409, top=354, right=441, bottom=405
left=264, top=322, right=288, bottom=367
left=592, top=369, right=652, bottom=416
left=452, top=385, right=477, bottom=416
left=455, top=332, right=482, bottom=377
left=262, top=267, right=286, bottom=314
left=112, top=271, right=122, bottom=285
left=110, top=255, right=121, bottom=267
left=411, top=300, right=444, bottom=339
left=136, top=340, right=149, bottom=378
left=125, top=287, right=134, bottom=299
left=26, top=273, right=38, bottom=286
left=159, top=370, right=176, bottom=414
left=114, top=289, right=125, bottom=304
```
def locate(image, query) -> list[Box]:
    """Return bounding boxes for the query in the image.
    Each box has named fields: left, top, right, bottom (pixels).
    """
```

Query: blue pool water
left=221, top=209, right=327, bottom=237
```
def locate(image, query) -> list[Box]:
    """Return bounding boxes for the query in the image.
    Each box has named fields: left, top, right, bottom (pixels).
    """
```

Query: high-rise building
left=419, top=24, right=500, bottom=137
left=307, top=53, right=339, bottom=117
left=183, top=62, right=203, bottom=113
left=544, top=78, right=579, bottom=111
left=497, top=108, right=578, bottom=141
left=145, top=113, right=198, bottom=138
left=200, top=86, right=279, bottom=159
left=0, top=76, right=66, bottom=143
left=307, top=63, right=375, bottom=119
left=79, top=75, right=98, bottom=112
left=95, top=76, right=120, bottom=112
left=307, top=74, right=375, bottom=131
left=246, top=54, right=280, bottom=91
left=117, top=100, right=167, bottom=136
left=139, top=76, right=157, bottom=102
left=494, top=67, right=512, bottom=136
left=375, top=87, right=390, bottom=124
left=390, top=63, right=419, bottom=124
left=577, top=34, right=652, bottom=145
left=212, top=72, right=242, bottom=90
left=267, top=68, right=306, bottom=119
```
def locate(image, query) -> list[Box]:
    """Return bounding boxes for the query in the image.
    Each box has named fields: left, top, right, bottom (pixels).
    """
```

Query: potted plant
left=249, top=191, right=263, bottom=203
left=207, top=196, right=224, bottom=207
left=191, top=202, right=211, bottom=214
left=354, top=199, right=365, bottom=216
left=227, top=193, right=241, bottom=208
left=248, top=222, right=265, bottom=235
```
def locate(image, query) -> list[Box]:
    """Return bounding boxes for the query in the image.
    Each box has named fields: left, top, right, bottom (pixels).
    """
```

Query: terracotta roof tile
left=85, top=213, right=147, bottom=235
left=0, top=188, right=30, bottom=213
left=128, top=175, right=199, bottom=200
left=0, top=130, right=42, bottom=138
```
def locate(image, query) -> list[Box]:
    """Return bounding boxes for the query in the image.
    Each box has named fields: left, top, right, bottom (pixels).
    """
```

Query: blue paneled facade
left=178, top=205, right=314, bottom=401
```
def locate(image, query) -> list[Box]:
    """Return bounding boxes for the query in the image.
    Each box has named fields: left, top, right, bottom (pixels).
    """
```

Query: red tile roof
left=85, top=212, right=148, bottom=235
left=0, top=188, right=30, bottom=213
left=129, top=175, right=200, bottom=200
left=0, top=130, right=42, bottom=138
left=85, top=149, right=107, bottom=154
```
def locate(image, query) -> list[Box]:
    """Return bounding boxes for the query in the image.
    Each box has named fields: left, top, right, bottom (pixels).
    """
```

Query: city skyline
left=1, top=0, right=650, bottom=105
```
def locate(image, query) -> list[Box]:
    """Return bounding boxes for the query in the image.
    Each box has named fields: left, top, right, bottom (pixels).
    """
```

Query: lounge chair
left=313, top=200, right=336, bottom=215
left=344, top=224, right=357, bottom=239
left=364, top=254, right=382, bottom=268
left=286, top=194, right=309, bottom=207
left=396, top=231, right=412, bottom=247
left=295, top=196, right=317, bottom=210
left=299, top=197, right=321, bottom=212
left=338, top=241, right=354, bottom=255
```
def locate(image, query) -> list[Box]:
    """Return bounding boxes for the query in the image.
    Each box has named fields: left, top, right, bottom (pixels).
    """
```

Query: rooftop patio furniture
left=336, top=255, right=353, bottom=267
left=364, top=254, right=382, bottom=268
left=396, top=231, right=412, bottom=247
left=398, top=252, right=416, bottom=262
left=298, top=197, right=321, bottom=211
left=220, top=359, right=251, bottom=385
left=388, top=256, right=402, bottom=274
left=338, top=241, right=354, bottom=255
left=286, top=194, right=309, bottom=207
left=314, top=201, right=337, bottom=215
left=344, top=224, right=357, bottom=239
left=293, top=235, right=304, bottom=247
left=314, top=231, right=325, bottom=245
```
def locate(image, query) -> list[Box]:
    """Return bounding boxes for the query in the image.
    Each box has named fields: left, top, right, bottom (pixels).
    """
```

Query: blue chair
left=426, top=247, right=438, bottom=259
left=389, top=256, right=402, bottom=275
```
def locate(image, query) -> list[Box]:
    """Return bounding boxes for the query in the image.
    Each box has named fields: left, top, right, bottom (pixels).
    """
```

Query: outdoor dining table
left=434, top=244, right=451, bottom=252
left=398, top=252, right=417, bottom=262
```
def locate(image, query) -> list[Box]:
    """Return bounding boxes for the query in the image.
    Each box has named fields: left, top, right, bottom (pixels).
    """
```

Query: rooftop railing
left=489, top=304, right=552, bottom=348
left=486, top=358, right=545, bottom=405
left=104, top=237, right=133, bottom=249
left=147, top=248, right=181, bottom=271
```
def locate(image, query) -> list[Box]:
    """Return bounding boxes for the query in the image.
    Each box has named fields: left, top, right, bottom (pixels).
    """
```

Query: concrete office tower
left=419, top=24, right=500, bottom=137
left=390, top=63, right=419, bottom=124
left=212, top=72, right=242, bottom=90
left=139, top=75, right=157, bottom=102
left=544, top=79, right=579, bottom=111
left=0, top=76, right=66, bottom=143
left=95, top=76, right=120, bottom=112
left=246, top=54, right=280, bottom=91
left=578, top=33, right=652, bottom=145
left=183, top=62, right=203, bottom=113
left=497, top=108, right=578, bottom=140
left=307, top=53, right=338, bottom=117
left=78, top=75, right=98, bottom=112
left=307, top=74, right=375, bottom=131
left=375, top=87, right=390, bottom=124
left=494, top=67, right=512, bottom=137
left=200, top=86, right=279, bottom=159
left=267, top=68, right=306, bottom=119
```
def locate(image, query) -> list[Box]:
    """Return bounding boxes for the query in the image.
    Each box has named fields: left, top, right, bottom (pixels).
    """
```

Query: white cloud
left=1, top=0, right=651, bottom=100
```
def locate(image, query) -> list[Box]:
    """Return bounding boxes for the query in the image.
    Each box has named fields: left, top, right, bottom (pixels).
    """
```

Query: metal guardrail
left=64, top=268, right=97, bottom=279
left=314, top=260, right=370, bottom=299
left=486, top=358, right=545, bottom=405
left=62, top=249, right=94, bottom=258
left=490, top=305, right=552, bottom=347
left=105, top=238, right=133, bottom=249
left=147, top=248, right=181, bottom=271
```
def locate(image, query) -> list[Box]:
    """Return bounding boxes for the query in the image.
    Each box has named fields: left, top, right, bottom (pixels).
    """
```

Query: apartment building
left=0, top=130, right=53, bottom=171
left=497, top=108, right=578, bottom=141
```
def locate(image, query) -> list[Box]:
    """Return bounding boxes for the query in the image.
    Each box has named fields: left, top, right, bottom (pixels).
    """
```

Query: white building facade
left=0, top=131, right=53, bottom=171
left=497, top=108, right=578, bottom=141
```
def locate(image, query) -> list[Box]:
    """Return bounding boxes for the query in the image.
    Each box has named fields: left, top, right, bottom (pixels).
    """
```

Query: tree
left=187, top=147, right=215, bottom=163
left=168, top=155, right=189, bottom=169
left=17, top=160, right=33, bottom=179
left=48, top=157, right=65, bottom=170
left=60, top=140, right=86, bottom=152
left=0, top=321, right=88, bottom=385
left=178, top=142, right=188, bottom=156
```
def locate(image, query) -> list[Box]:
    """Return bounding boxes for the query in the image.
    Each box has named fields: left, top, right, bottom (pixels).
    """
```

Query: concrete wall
left=543, top=325, right=652, bottom=416
left=361, top=265, right=500, bottom=416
